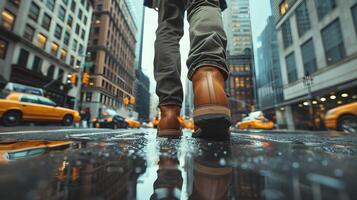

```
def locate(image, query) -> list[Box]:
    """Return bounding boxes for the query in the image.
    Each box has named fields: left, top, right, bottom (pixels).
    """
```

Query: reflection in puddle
left=0, top=130, right=356, bottom=200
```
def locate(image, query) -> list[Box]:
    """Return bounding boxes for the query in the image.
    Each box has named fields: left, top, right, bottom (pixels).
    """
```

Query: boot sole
left=193, top=106, right=231, bottom=140
left=157, top=129, right=182, bottom=138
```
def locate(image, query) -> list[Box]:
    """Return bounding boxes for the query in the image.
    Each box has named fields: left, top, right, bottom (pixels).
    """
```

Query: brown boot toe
left=157, top=105, right=182, bottom=138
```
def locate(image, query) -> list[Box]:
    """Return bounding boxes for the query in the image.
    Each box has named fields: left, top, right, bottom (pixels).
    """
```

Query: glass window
left=64, top=31, right=70, bottom=45
left=72, top=39, right=77, bottom=51
left=37, top=33, right=47, bottom=49
left=20, top=95, right=39, bottom=104
left=60, top=48, right=67, bottom=60
left=315, top=0, right=336, bottom=20
left=58, top=5, right=66, bottom=21
left=50, top=42, right=59, bottom=56
left=78, top=44, right=83, bottom=54
left=32, top=56, right=42, bottom=73
left=97, top=4, right=103, bottom=11
left=29, top=2, right=40, bottom=21
left=54, top=24, right=63, bottom=40
left=0, top=39, right=8, bottom=59
left=67, top=15, right=73, bottom=28
left=17, top=48, right=29, bottom=67
left=9, top=0, right=21, bottom=7
left=46, top=0, right=56, bottom=11
left=62, top=0, right=68, bottom=5
left=75, top=24, right=80, bottom=34
left=47, top=65, right=55, bottom=78
left=57, top=69, right=64, bottom=82
left=81, top=29, right=85, bottom=40
left=321, top=19, right=345, bottom=65
left=281, top=19, right=293, bottom=48
left=352, top=4, right=357, bottom=34
left=70, top=55, right=75, bottom=66
left=279, top=0, right=289, bottom=16
left=1, top=9, right=16, bottom=31
left=295, top=0, right=311, bottom=37
left=23, top=24, right=35, bottom=41
left=38, top=97, right=56, bottom=106
left=94, top=27, right=100, bottom=35
left=78, top=9, right=83, bottom=20
left=41, top=13, right=52, bottom=30
left=70, top=0, right=76, bottom=12
left=301, top=39, right=317, bottom=74
left=285, top=52, right=298, bottom=83
left=84, top=15, right=88, bottom=25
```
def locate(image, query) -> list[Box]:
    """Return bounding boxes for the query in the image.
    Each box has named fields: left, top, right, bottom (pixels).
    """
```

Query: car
left=93, top=109, right=128, bottom=129
left=325, top=102, right=357, bottom=133
left=0, top=92, right=80, bottom=126
left=236, top=112, right=274, bottom=130
left=125, top=118, right=141, bottom=128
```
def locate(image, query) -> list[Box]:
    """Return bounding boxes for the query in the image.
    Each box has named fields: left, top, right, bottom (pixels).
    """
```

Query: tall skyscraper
left=0, top=0, right=93, bottom=107
left=81, top=0, right=137, bottom=118
left=223, top=0, right=255, bottom=123
left=272, top=0, right=357, bottom=130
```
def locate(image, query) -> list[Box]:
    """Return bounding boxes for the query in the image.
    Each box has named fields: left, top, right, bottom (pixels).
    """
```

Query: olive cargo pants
left=154, top=0, right=228, bottom=106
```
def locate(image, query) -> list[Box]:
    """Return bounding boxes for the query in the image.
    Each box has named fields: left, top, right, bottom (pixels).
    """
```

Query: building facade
left=223, top=0, right=255, bottom=124
left=274, top=0, right=357, bottom=130
left=81, top=0, right=137, bottom=118
left=0, top=0, right=93, bottom=107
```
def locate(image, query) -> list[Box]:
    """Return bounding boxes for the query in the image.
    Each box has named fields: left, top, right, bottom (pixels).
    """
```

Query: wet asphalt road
left=0, top=128, right=357, bottom=200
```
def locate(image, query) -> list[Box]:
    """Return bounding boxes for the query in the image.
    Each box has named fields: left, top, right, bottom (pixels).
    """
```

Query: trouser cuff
left=187, top=62, right=229, bottom=81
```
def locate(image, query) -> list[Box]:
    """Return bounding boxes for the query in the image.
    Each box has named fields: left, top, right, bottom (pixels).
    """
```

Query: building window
left=54, top=24, right=63, bottom=40
left=97, top=4, right=103, bottom=11
left=23, top=24, right=35, bottom=41
left=72, top=39, right=77, bottom=51
left=85, top=92, right=92, bottom=102
left=9, top=0, right=21, bottom=6
left=70, top=55, right=75, bottom=66
left=279, top=0, right=289, bottom=16
left=62, top=0, right=68, bottom=5
left=301, top=39, right=317, bottom=74
left=1, top=10, right=16, bottom=31
left=78, top=9, right=83, bottom=20
left=29, top=2, right=40, bottom=22
left=94, top=27, right=100, bottom=35
left=67, top=15, right=73, bottom=28
left=41, top=13, right=52, bottom=30
left=285, top=53, right=298, bottom=83
left=37, top=33, right=47, bottom=49
left=50, top=42, right=59, bottom=56
left=60, top=48, right=67, bottom=60
left=58, top=5, right=66, bottom=21
left=81, top=29, right=85, bottom=40
left=352, top=4, right=357, bottom=34
left=78, top=44, right=83, bottom=54
left=321, top=19, right=345, bottom=65
left=32, top=56, right=42, bottom=73
left=17, top=48, right=29, bottom=67
left=0, top=39, right=8, bottom=59
left=315, top=0, right=336, bottom=20
left=84, top=16, right=88, bottom=25
left=75, top=24, right=80, bottom=34
left=295, top=0, right=311, bottom=37
left=70, top=0, right=76, bottom=12
left=46, top=0, right=56, bottom=11
left=57, top=69, right=64, bottom=82
left=47, top=65, right=55, bottom=78
left=281, top=19, right=293, bottom=48
left=64, top=31, right=70, bottom=45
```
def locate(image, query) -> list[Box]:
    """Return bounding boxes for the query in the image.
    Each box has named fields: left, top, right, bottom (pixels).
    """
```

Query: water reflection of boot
left=151, top=157, right=183, bottom=200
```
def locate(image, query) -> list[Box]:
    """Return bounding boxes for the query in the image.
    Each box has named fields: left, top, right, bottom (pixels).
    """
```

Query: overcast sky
left=141, top=0, right=271, bottom=95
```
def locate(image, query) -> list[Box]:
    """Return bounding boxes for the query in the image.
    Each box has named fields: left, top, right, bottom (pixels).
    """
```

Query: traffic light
left=67, top=73, right=77, bottom=86
left=129, top=96, right=135, bottom=105
left=82, top=72, right=90, bottom=85
left=123, top=97, right=129, bottom=106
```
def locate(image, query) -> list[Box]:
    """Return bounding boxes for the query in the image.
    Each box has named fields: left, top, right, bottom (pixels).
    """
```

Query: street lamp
left=303, top=72, right=314, bottom=130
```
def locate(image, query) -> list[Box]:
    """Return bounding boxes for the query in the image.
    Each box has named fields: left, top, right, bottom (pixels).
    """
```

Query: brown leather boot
left=157, top=105, right=182, bottom=137
left=192, top=66, right=231, bottom=140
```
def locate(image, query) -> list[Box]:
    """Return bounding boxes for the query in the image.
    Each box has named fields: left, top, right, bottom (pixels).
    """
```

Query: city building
left=223, top=0, right=255, bottom=124
left=273, top=0, right=357, bottom=130
left=0, top=0, right=93, bottom=107
left=81, top=0, right=137, bottom=118
left=184, top=80, right=194, bottom=117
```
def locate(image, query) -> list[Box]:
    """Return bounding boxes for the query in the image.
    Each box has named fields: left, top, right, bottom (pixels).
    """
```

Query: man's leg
left=186, top=0, right=231, bottom=140
left=154, top=0, right=185, bottom=137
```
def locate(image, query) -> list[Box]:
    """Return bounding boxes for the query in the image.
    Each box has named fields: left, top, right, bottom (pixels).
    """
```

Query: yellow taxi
left=178, top=116, right=195, bottom=130
left=325, top=102, right=357, bottom=133
left=152, top=116, right=159, bottom=128
left=236, top=112, right=274, bottom=130
left=0, top=92, right=80, bottom=126
left=0, top=141, right=72, bottom=163
left=125, top=118, right=141, bottom=128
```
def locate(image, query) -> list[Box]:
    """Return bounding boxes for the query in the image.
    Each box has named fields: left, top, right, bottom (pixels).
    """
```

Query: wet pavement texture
left=0, top=128, right=357, bottom=200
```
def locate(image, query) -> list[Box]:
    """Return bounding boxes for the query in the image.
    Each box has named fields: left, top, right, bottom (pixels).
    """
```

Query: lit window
left=37, top=33, right=47, bottom=49
left=60, top=48, right=67, bottom=60
left=50, top=42, right=59, bottom=56
left=279, top=1, right=289, bottom=16
left=1, top=10, right=16, bottom=31
left=0, top=39, right=8, bottom=59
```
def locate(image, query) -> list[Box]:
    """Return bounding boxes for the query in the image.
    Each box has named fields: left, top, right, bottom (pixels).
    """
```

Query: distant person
left=144, top=0, right=231, bottom=140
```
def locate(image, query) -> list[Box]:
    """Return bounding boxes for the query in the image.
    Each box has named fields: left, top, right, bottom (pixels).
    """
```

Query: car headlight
left=326, top=109, right=335, bottom=116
